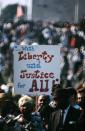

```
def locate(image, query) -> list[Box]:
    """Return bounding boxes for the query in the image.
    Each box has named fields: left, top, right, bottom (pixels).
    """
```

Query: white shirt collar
left=62, top=105, right=70, bottom=123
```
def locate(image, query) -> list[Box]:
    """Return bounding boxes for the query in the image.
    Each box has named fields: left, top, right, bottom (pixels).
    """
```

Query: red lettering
left=40, top=80, right=44, bottom=92
left=40, top=80, right=49, bottom=92
left=33, top=54, right=36, bottom=59
left=20, top=70, right=27, bottom=78
left=29, top=80, right=39, bottom=92
left=49, top=73, right=54, bottom=78
left=44, top=80, right=49, bottom=92
left=28, top=79, right=59, bottom=93
left=27, top=53, right=32, bottom=59
left=18, top=51, right=54, bottom=63
left=18, top=51, right=24, bottom=61
left=20, top=70, right=54, bottom=79
left=45, top=73, right=49, bottom=78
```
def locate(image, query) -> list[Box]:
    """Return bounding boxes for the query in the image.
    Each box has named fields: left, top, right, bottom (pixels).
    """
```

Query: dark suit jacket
left=48, top=106, right=81, bottom=131
left=76, top=111, right=84, bottom=131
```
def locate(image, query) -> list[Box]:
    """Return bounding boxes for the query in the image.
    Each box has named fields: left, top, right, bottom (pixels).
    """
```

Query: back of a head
left=53, top=88, right=69, bottom=99
left=51, top=84, right=61, bottom=96
left=42, top=95, right=50, bottom=104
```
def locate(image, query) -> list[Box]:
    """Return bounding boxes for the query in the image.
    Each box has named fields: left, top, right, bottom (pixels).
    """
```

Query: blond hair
left=18, top=95, right=35, bottom=109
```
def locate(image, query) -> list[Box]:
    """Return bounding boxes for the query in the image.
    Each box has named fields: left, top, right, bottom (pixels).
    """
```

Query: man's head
left=53, top=88, right=70, bottom=109
left=66, top=87, right=77, bottom=106
left=77, top=89, right=85, bottom=109
left=37, top=95, right=50, bottom=109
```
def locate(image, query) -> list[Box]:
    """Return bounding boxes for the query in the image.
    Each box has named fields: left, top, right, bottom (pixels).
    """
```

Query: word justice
left=20, top=70, right=54, bottom=79
left=18, top=51, right=54, bottom=63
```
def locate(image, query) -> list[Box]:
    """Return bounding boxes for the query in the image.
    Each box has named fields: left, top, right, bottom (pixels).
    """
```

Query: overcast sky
left=0, top=0, right=26, bottom=7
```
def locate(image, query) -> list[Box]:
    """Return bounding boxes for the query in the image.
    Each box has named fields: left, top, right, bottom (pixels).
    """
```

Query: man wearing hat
left=48, top=88, right=81, bottom=131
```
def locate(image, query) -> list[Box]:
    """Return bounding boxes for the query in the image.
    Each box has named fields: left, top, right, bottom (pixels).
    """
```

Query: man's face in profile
left=53, top=90, right=69, bottom=109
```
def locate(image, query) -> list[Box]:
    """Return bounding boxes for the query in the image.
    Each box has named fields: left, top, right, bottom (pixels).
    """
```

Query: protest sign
left=14, top=45, right=61, bottom=95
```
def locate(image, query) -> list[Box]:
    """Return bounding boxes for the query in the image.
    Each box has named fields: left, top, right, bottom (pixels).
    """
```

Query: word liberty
left=18, top=51, right=54, bottom=63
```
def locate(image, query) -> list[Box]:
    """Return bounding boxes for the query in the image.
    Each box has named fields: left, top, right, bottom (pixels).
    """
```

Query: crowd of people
left=0, top=83, right=85, bottom=131
left=0, top=18, right=85, bottom=87
left=0, top=18, right=85, bottom=131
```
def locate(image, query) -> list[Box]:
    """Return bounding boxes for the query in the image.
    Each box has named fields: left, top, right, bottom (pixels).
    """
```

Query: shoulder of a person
left=69, top=106, right=81, bottom=114
left=51, top=109, right=61, bottom=116
left=31, top=112, right=42, bottom=122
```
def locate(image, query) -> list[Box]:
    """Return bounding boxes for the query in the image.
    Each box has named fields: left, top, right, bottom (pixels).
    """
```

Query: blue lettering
left=17, top=82, right=26, bottom=88
left=22, top=46, right=34, bottom=51
left=26, top=61, right=41, bottom=68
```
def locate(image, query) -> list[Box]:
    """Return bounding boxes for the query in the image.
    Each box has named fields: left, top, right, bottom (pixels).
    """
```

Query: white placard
left=14, top=45, right=61, bottom=96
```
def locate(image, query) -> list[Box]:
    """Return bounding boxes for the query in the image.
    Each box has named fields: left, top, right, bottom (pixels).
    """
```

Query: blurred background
left=0, top=0, right=85, bottom=23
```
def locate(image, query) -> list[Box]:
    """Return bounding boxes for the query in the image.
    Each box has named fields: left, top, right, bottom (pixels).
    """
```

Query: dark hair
left=51, top=84, right=61, bottom=96
left=53, top=88, right=69, bottom=99
left=38, top=95, right=50, bottom=104
left=66, top=87, right=77, bottom=99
